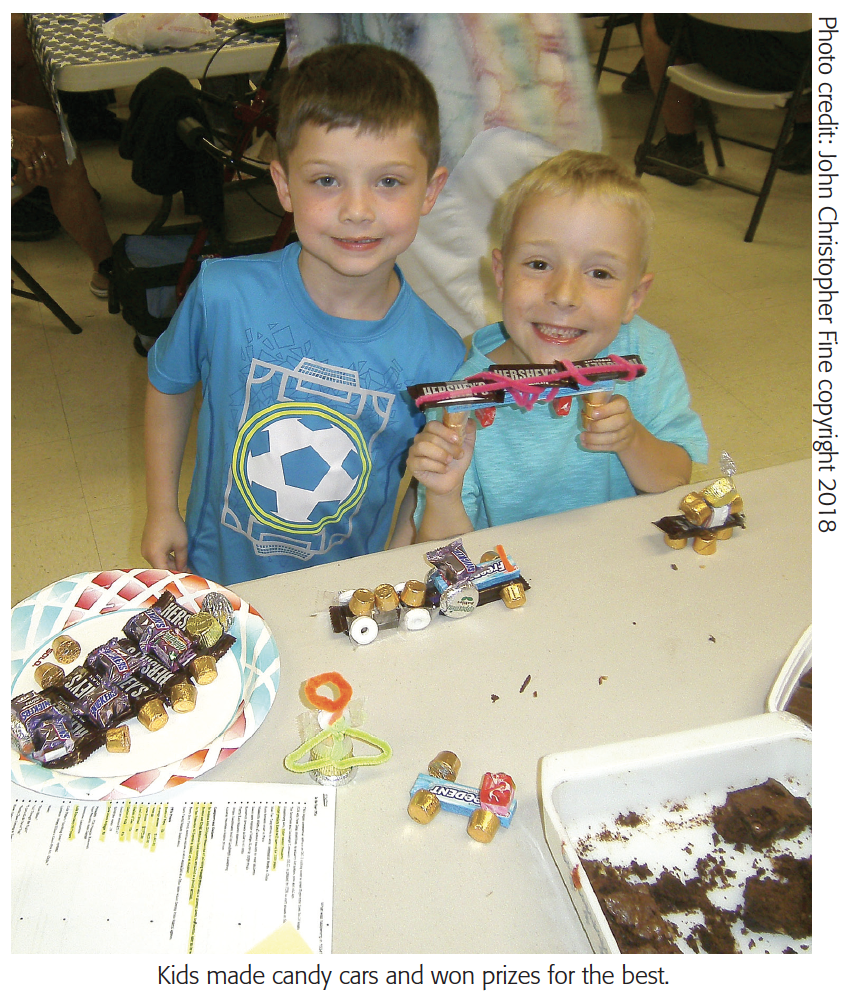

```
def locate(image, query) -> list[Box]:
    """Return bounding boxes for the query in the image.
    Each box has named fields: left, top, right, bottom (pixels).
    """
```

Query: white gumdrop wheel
left=401, top=607, right=432, bottom=631
left=349, top=615, right=379, bottom=645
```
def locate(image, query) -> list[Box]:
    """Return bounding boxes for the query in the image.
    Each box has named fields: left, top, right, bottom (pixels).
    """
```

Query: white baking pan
left=766, top=625, right=812, bottom=718
left=540, top=712, right=812, bottom=954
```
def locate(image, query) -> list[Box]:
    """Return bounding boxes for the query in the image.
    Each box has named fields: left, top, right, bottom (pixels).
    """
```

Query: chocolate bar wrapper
left=51, top=665, right=133, bottom=730
left=16, top=689, right=104, bottom=768
left=123, top=608, right=197, bottom=671
left=86, top=636, right=148, bottom=683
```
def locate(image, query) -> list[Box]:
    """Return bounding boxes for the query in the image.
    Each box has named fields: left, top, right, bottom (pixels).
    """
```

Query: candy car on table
left=329, top=539, right=530, bottom=645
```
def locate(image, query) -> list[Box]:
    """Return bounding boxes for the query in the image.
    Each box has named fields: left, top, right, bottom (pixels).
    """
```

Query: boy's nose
left=549, top=269, right=581, bottom=309
left=340, top=186, right=375, bottom=224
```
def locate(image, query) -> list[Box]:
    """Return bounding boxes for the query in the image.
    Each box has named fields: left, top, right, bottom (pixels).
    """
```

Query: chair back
left=689, top=13, right=811, bottom=34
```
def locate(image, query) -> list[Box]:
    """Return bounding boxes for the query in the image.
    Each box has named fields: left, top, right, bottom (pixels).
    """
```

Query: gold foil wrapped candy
left=52, top=635, right=81, bottom=665
left=408, top=789, right=441, bottom=824
left=185, top=611, right=223, bottom=649
left=428, top=750, right=461, bottom=782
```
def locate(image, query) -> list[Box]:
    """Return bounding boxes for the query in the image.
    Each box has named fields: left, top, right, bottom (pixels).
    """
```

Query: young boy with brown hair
left=407, top=150, right=708, bottom=541
left=142, top=44, right=465, bottom=584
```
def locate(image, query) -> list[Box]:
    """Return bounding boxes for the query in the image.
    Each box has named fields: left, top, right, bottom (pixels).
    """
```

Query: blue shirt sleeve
left=146, top=268, right=208, bottom=395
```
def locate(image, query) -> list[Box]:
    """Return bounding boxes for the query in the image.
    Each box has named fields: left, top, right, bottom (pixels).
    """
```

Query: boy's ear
left=269, top=159, right=293, bottom=213
left=622, top=272, right=654, bottom=324
left=420, top=166, right=449, bottom=216
left=491, top=248, right=505, bottom=302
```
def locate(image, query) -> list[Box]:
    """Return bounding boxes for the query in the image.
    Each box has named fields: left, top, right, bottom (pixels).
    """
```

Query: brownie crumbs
left=626, top=861, right=653, bottom=880
left=597, top=827, right=628, bottom=843
left=695, top=853, right=731, bottom=889
left=712, top=778, right=811, bottom=848
left=615, top=811, right=645, bottom=828
left=743, top=856, right=812, bottom=939
left=692, top=909, right=739, bottom=954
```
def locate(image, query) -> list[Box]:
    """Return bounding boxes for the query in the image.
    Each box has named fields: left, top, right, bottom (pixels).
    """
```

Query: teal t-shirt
left=416, top=317, right=708, bottom=530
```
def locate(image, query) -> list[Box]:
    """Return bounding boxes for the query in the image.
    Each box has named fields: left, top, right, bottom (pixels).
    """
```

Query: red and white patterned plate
left=11, top=569, right=280, bottom=800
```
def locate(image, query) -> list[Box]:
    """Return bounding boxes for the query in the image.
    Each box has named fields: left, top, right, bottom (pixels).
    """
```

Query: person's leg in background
left=12, top=102, right=114, bottom=296
left=637, top=13, right=709, bottom=186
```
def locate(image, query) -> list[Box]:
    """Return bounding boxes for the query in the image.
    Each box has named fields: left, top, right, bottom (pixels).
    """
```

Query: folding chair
left=11, top=185, right=81, bottom=334
left=634, top=13, right=811, bottom=242
left=582, top=14, right=638, bottom=85
left=11, top=255, right=82, bottom=335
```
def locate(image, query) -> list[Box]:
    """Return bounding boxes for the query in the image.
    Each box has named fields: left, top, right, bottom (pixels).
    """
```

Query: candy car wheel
left=439, top=583, right=479, bottom=618
left=401, top=607, right=432, bottom=631
left=349, top=616, right=379, bottom=645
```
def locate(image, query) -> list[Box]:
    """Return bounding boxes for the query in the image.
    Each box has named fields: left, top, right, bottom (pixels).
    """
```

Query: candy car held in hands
left=328, top=539, right=530, bottom=645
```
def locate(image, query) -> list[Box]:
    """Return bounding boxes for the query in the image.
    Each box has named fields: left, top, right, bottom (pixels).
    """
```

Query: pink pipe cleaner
left=419, top=355, right=645, bottom=412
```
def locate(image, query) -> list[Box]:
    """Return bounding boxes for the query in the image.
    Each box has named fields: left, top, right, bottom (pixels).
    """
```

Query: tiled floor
left=10, top=31, right=811, bottom=607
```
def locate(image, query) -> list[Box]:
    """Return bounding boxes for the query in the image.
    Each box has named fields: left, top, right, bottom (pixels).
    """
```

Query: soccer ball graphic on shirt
left=233, top=404, right=371, bottom=532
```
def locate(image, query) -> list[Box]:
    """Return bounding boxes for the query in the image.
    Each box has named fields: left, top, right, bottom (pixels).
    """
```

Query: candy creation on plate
left=329, top=538, right=529, bottom=644
left=408, top=751, right=517, bottom=843
left=12, top=590, right=234, bottom=770
left=407, top=354, right=646, bottom=426
left=654, top=453, right=745, bottom=556
left=11, top=569, right=280, bottom=800
left=283, top=671, right=391, bottom=785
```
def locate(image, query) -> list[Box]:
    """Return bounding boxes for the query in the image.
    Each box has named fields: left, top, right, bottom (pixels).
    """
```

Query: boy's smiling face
left=271, top=122, right=447, bottom=302
left=491, top=192, right=653, bottom=366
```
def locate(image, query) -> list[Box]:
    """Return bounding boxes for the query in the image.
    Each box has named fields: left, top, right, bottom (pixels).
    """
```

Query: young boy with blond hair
left=408, top=150, right=707, bottom=541
left=142, top=44, right=465, bottom=585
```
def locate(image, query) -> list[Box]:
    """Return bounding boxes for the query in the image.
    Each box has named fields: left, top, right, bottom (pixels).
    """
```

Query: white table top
left=25, top=14, right=282, bottom=94
left=211, top=459, right=811, bottom=953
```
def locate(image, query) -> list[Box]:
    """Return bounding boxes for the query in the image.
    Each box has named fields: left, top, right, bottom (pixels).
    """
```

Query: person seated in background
left=407, top=150, right=707, bottom=542
left=12, top=100, right=114, bottom=297
left=638, top=13, right=811, bottom=185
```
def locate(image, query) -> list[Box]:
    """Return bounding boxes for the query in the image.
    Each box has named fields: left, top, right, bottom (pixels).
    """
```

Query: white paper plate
left=11, top=569, right=280, bottom=800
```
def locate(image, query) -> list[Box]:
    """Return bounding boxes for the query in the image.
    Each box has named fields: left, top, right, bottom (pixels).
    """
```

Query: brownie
left=583, top=862, right=681, bottom=954
left=712, top=778, right=811, bottom=848
left=743, top=856, right=812, bottom=939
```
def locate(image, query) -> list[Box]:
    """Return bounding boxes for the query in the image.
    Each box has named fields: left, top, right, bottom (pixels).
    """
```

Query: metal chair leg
left=702, top=99, right=725, bottom=167
left=594, top=15, right=619, bottom=84
left=11, top=256, right=82, bottom=334
left=635, top=14, right=685, bottom=176
left=744, top=57, right=811, bottom=243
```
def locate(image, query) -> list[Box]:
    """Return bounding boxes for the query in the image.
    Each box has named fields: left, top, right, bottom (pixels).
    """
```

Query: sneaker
left=90, top=272, right=110, bottom=298
left=636, top=136, right=709, bottom=187
left=621, top=57, right=650, bottom=94
left=777, top=130, right=811, bottom=174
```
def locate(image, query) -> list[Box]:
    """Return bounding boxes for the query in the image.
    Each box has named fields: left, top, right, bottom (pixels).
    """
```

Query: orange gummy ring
left=304, top=672, right=353, bottom=721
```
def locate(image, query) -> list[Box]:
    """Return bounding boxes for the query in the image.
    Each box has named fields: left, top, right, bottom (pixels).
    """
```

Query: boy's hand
left=580, top=394, right=638, bottom=453
left=407, top=415, right=476, bottom=496
left=580, top=392, right=692, bottom=494
left=141, top=509, right=189, bottom=573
